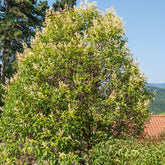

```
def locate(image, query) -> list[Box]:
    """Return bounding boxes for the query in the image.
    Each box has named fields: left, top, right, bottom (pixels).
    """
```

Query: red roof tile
left=144, top=115, right=165, bottom=139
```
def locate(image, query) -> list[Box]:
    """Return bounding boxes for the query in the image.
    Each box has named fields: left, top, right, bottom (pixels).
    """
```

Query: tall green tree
left=53, top=0, right=76, bottom=11
left=0, top=0, right=48, bottom=83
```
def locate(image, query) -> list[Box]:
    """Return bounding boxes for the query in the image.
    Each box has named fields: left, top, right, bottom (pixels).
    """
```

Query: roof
left=144, top=115, right=165, bottom=139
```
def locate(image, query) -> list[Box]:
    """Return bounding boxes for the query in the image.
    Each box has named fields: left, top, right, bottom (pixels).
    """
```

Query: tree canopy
left=0, top=2, right=151, bottom=164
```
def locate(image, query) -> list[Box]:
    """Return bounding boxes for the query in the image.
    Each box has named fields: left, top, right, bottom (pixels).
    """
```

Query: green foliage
left=159, top=113, right=165, bottom=115
left=0, top=2, right=152, bottom=164
left=149, top=86, right=165, bottom=114
left=89, top=138, right=165, bottom=165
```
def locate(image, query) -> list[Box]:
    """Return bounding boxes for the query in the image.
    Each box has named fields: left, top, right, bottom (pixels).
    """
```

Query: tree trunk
left=0, top=0, right=9, bottom=83
left=1, top=48, right=5, bottom=84
left=5, top=0, right=9, bottom=11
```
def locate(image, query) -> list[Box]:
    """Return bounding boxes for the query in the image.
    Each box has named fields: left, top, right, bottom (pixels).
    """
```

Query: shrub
left=89, top=138, right=165, bottom=165
left=0, top=1, right=151, bottom=164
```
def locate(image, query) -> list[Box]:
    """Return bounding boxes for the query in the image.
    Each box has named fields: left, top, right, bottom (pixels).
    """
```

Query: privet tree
left=0, top=0, right=48, bottom=83
left=0, top=2, right=151, bottom=164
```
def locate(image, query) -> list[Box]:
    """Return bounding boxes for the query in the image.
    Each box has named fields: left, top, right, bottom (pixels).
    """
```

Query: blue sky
left=48, top=0, right=165, bottom=83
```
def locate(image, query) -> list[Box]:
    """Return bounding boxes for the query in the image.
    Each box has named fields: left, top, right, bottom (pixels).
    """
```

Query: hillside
left=149, top=86, right=165, bottom=114
left=148, top=83, right=165, bottom=89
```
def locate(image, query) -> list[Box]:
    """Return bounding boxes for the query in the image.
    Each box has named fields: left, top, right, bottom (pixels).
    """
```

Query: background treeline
left=149, top=83, right=165, bottom=89
left=149, top=85, right=165, bottom=115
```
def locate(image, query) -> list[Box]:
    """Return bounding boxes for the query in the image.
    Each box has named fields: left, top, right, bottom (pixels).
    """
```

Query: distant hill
left=148, top=83, right=165, bottom=89
left=148, top=86, right=165, bottom=115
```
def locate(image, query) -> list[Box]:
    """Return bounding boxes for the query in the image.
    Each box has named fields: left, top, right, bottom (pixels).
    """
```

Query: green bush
left=89, top=138, right=165, bottom=165
left=0, top=1, right=151, bottom=164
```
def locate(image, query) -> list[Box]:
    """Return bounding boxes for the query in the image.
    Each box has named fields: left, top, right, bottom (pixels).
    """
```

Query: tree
left=0, top=0, right=48, bottom=83
left=53, top=0, right=76, bottom=11
left=0, top=2, right=152, bottom=164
